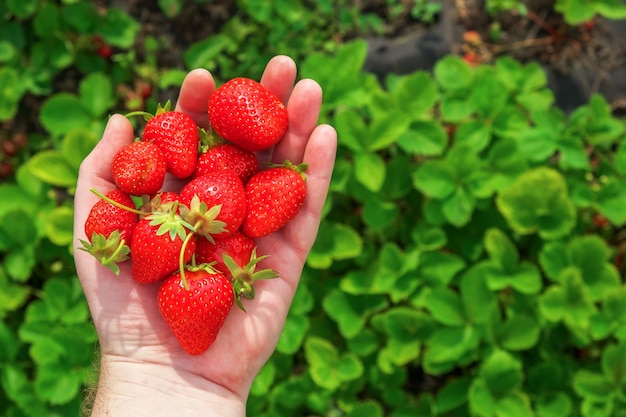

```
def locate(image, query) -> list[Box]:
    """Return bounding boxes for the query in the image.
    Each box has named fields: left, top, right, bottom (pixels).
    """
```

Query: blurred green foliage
left=1, top=1, right=626, bottom=416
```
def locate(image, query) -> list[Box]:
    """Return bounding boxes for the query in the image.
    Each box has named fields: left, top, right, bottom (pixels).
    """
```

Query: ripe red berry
left=111, top=141, right=167, bottom=196
left=243, top=161, right=307, bottom=238
left=195, top=142, right=258, bottom=184
left=179, top=170, right=246, bottom=241
left=208, top=77, right=288, bottom=152
left=158, top=267, right=234, bottom=355
left=142, top=106, right=200, bottom=179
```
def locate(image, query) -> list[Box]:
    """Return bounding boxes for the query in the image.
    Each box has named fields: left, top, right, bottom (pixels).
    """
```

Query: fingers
left=260, top=55, right=297, bottom=104
left=174, top=68, right=215, bottom=129
left=74, top=114, right=135, bottom=245
left=271, top=79, right=323, bottom=164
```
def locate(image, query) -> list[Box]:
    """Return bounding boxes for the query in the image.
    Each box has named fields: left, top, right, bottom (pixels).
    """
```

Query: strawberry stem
left=90, top=188, right=146, bottom=215
left=178, top=230, right=196, bottom=291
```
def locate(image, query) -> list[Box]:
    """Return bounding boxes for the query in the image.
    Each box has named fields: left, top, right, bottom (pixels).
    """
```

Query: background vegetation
left=1, top=0, right=626, bottom=416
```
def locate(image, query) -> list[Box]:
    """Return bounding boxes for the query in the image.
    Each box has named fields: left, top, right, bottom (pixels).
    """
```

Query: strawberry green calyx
left=146, top=202, right=194, bottom=241
left=269, top=160, right=308, bottom=180
left=179, top=195, right=228, bottom=243
left=124, top=100, right=173, bottom=122
left=223, top=249, right=279, bottom=311
left=79, top=230, right=130, bottom=275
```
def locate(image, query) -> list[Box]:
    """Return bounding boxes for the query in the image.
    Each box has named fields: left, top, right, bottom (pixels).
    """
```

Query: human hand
left=73, top=56, right=337, bottom=417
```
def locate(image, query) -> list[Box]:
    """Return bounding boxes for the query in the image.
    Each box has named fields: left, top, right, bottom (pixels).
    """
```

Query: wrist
left=87, top=354, right=247, bottom=417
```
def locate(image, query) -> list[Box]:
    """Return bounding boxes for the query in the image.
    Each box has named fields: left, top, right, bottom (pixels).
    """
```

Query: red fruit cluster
left=80, top=77, right=306, bottom=355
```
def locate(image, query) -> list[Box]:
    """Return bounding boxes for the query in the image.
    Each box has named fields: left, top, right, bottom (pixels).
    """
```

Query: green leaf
left=0, top=270, right=30, bottom=317
left=80, top=73, right=114, bottom=117
left=468, top=378, right=496, bottom=417
left=354, top=152, right=386, bottom=192
left=460, top=265, right=498, bottom=324
left=435, top=376, right=471, bottom=413
left=484, top=228, right=518, bottom=272
left=480, top=350, right=523, bottom=396
left=98, top=8, right=140, bottom=48
left=434, top=55, right=474, bottom=91
left=389, top=71, right=438, bottom=117
left=304, top=337, right=364, bottom=390
left=346, top=401, right=384, bottom=417
left=40, top=93, right=92, bottom=137
left=7, top=0, right=38, bottom=18
left=275, top=314, right=309, bottom=355
left=60, top=127, right=100, bottom=171
left=368, top=112, right=410, bottom=151
left=497, top=315, right=541, bottom=351
left=573, top=370, right=615, bottom=402
left=601, top=341, right=626, bottom=385
left=44, top=206, right=74, bottom=246
left=535, top=393, right=573, bottom=417
left=496, top=392, right=533, bottom=417
left=397, top=120, right=447, bottom=156
left=35, top=363, right=84, bottom=405
left=470, top=67, right=509, bottom=119
left=425, top=326, right=479, bottom=365
left=26, top=150, right=77, bottom=187
left=323, top=291, right=386, bottom=339
left=418, top=251, right=466, bottom=286
left=496, top=167, right=576, bottom=239
left=454, top=121, right=492, bottom=153
left=412, top=225, right=447, bottom=251
left=424, top=287, right=465, bottom=326
left=308, top=222, right=363, bottom=268
left=442, top=186, right=474, bottom=227
left=0, top=67, right=23, bottom=121
left=413, top=160, right=456, bottom=199
left=492, top=105, right=530, bottom=139
left=568, top=235, right=620, bottom=301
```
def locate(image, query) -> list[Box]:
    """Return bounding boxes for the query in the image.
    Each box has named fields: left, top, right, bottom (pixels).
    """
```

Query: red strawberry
left=158, top=266, right=234, bottom=355
left=195, top=142, right=258, bottom=184
left=195, top=231, right=255, bottom=275
left=140, top=102, right=200, bottom=178
left=243, top=161, right=307, bottom=238
left=130, top=209, right=196, bottom=284
left=111, top=141, right=167, bottom=196
left=80, top=189, right=139, bottom=274
left=179, top=170, right=246, bottom=241
left=208, top=77, right=288, bottom=152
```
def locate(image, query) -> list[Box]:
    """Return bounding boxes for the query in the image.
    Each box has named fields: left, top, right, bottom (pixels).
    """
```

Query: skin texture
left=73, top=55, right=337, bottom=417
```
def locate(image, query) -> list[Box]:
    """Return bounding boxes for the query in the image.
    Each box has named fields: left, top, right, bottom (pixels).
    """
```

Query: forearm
left=86, top=355, right=247, bottom=417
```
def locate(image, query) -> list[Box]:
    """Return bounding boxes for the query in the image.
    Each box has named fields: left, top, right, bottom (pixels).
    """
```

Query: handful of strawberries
left=79, top=77, right=307, bottom=355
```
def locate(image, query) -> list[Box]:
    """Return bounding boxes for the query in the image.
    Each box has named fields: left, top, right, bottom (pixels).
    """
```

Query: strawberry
left=111, top=141, right=167, bottom=196
left=158, top=265, right=234, bottom=355
left=80, top=189, right=139, bottom=274
left=179, top=170, right=246, bottom=241
left=130, top=208, right=196, bottom=284
left=128, top=101, right=200, bottom=179
left=208, top=77, right=288, bottom=152
left=195, top=231, right=255, bottom=275
left=195, top=142, right=258, bottom=184
left=243, top=161, right=307, bottom=238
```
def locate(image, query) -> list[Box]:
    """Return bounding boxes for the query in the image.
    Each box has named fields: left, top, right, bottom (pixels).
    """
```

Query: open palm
left=73, top=56, right=337, bottom=413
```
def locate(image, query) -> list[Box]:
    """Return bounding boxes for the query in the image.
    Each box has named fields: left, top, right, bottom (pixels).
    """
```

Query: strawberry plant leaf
left=346, top=401, right=384, bottom=417
left=435, top=376, right=471, bottom=413
left=442, top=187, right=475, bottom=227
left=397, top=120, right=447, bottom=156
left=424, top=287, right=465, bottom=326
left=480, top=350, right=523, bottom=396
left=440, top=95, right=475, bottom=122
left=470, top=67, right=509, bottom=119
left=44, top=206, right=74, bottom=246
left=496, top=167, right=576, bottom=239
left=97, top=7, right=140, bottom=48
left=497, top=315, right=541, bottom=351
left=573, top=370, right=614, bottom=402
left=323, top=290, right=386, bottom=339
left=535, top=393, right=573, bottom=417
left=304, top=336, right=363, bottom=390
left=0, top=67, right=23, bottom=121
left=388, top=71, right=438, bottom=117
left=60, top=128, right=100, bottom=171
left=40, top=93, right=92, bottom=137
left=417, top=251, right=466, bottom=287
left=25, top=150, right=77, bottom=187
left=413, top=160, right=456, bottom=199
left=79, top=72, right=115, bottom=118
left=276, top=314, right=309, bottom=355
left=354, top=151, right=386, bottom=192
left=454, top=121, right=492, bottom=153
left=459, top=265, right=498, bottom=324
left=362, top=197, right=398, bottom=231
left=308, top=222, right=362, bottom=268
left=0, top=269, right=30, bottom=318
left=424, top=325, right=479, bottom=369
left=434, top=55, right=474, bottom=91
left=6, top=0, right=37, bottom=19
left=496, top=392, right=534, bottom=417
left=595, top=179, right=626, bottom=226
left=492, top=105, right=530, bottom=139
